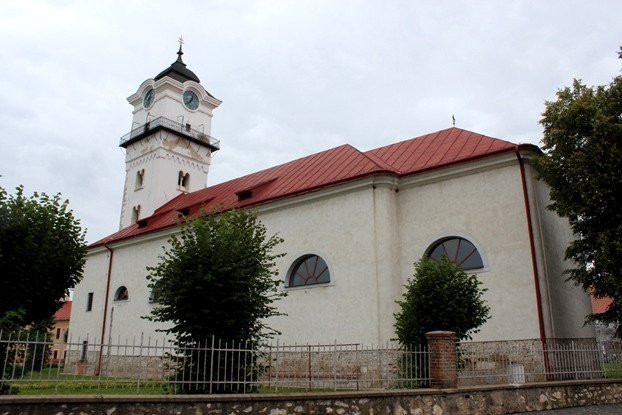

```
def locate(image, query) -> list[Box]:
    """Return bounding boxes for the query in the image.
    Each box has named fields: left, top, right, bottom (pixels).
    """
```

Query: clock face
left=183, top=90, right=199, bottom=110
left=143, top=89, right=155, bottom=109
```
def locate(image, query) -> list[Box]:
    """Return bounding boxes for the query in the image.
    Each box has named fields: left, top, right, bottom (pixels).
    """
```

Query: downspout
left=515, top=146, right=551, bottom=377
left=96, top=244, right=114, bottom=375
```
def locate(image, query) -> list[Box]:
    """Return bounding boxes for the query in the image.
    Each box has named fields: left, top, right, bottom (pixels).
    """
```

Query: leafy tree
left=146, top=209, right=285, bottom=393
left=0, top=185, right=86, bottom=329
left=535, top=48, right=622, bottom=336
left=394, top=257, right=490, bottom=346
left=0, top=186, right=85, bottom=394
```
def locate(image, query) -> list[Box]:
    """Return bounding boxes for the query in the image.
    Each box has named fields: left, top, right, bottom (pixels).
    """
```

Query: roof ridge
left=366, top=127, right=515, bottom=154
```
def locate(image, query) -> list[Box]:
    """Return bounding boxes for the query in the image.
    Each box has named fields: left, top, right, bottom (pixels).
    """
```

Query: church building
left=69, top=47, right=596, bottom=346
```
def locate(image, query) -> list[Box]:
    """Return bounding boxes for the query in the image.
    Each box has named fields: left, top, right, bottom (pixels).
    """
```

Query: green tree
left=394, top=257, right=490, bottom=346
left=0, top=185, right=86, bottom=329
left=146, top=209, right=285, bottom=393
left=0, top=186, right=86, bottom=394
left=535, top=48, right=622, bottom=336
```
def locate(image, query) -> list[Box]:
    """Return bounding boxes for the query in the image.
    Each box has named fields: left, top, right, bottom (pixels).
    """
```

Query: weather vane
left=178, top=36, right=184, bottom=47
left=452, top=114, right=456, bottom=127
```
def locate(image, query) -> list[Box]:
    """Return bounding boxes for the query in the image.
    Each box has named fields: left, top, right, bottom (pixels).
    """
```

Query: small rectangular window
left=53, top=350, right=58, bottom=359
left=86, top=292, right=94, bottom=312
left=56, top=328, right=61, bottom=339
left=80, top=341, right=88, bottom=361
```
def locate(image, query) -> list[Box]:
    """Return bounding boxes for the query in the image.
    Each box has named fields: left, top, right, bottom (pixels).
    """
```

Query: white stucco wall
left=119, top=130, right=213, bottom=229
left=526, top=162, right=595, bottom=339
left=70, top=153, right=595, bottom=347
left=395, top=159, right=542, bottom=341
left=260, top=183, right=381, bottom=345
left=69, top=250, right=110, bottom=344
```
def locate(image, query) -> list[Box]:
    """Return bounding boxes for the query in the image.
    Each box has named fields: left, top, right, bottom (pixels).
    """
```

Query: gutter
left=515, top=146, right=551, bottom=377
left=515, top=146, right=547, bottom=342
left=96, top=244, right=114, bottom=375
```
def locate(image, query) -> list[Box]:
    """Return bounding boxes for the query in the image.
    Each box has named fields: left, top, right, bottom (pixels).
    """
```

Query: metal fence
left=457, top=338, right=616, bottom=386
left=1, top=332, right=621, bottom=395
left=118, top=116, right=220, bottom=149
left=0, top=332, right=429, bottom=394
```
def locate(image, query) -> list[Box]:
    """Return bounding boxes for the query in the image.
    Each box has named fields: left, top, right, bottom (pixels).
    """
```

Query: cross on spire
left=176, top=36, right=184, bottom=62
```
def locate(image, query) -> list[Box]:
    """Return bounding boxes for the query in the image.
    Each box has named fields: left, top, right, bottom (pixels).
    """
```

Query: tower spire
left=177, top=36, right=184, bottom=63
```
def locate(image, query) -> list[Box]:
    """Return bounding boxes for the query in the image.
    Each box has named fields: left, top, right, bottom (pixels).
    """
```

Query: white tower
left=118, top=43, right=221, bottom=229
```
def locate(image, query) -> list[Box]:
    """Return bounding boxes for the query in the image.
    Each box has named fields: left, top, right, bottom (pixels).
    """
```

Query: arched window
left=114, top=286, right=129, bottom=301
left=426, top=237, right=484, bottom=270
left=288, top=255, right=331, bottom=287
left=135, top=169, right=144, bottom=190
left=132, top=205, right=141, bottom=224
left=178, top=171, right=190, bottom=191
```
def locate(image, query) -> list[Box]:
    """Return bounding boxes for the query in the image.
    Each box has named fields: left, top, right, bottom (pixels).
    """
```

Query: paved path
left=514, top=403, right=622, bottom=414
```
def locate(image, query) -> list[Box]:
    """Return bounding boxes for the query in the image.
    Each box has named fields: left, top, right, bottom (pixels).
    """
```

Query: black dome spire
left=154, top=43, right=200, bottom=83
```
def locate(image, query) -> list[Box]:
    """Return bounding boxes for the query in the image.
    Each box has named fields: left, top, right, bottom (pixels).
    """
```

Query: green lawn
left=5, top=366, right=345, bottom=395
left=603, top=362, right=622, bottom=378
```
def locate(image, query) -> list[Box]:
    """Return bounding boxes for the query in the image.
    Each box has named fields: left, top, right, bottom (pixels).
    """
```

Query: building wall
left=527, top=162, right=595, bottom=339
left=49, top=320, right=69, bottom=362
left=395, top=159, right=542, bottom=341
left=119, top=130, right=212, bottom=229
left=260, top=183, right=380, bottom=345
left=70, top=251, right=111, bottom=344
left=70, top=154, right=595, bottom=346
left=71, top=234, right=175, bottom=347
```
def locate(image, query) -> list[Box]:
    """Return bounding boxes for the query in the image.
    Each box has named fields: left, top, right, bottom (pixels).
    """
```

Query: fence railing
left=0, top=332, right=429, bottom=394
left=457, top=338, right=615, bottom=386
left=1, top=332, right=620, bottom=395
left=118, top=116, right=220, bottom=150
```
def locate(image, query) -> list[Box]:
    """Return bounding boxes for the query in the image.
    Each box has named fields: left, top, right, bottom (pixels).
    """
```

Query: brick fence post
left=425, top=331, right=458, bottom=389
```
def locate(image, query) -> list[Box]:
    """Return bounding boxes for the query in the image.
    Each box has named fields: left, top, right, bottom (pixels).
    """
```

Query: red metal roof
left=91, top=128, right=529, bottom=248
left=366, top=128, right=515, bottom=175
left=54, top=301, right=72, bottom=321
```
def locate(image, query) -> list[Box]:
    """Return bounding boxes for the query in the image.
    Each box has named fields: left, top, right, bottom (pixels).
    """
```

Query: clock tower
left=118, top=42, right=221, bottom=229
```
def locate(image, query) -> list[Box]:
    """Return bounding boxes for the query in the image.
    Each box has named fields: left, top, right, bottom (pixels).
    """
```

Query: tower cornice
left=128, top=78, right=221, bottom=108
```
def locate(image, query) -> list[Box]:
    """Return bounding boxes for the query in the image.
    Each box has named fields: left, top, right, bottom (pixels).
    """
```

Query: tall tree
left=394, top=257, right=490, bottom=347
left=536, top=48, right=622, bottom=335
left=0, top=186, right=87, bottom=329
left=146, top=209, right=285, bottom=393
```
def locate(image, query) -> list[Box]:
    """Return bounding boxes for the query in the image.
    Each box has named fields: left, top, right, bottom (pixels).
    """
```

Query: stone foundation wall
left=64, top=351, right=171, bottom=379
left=458, top=338, right=603, bottom=386
left=1, top=379, right=622, bottom=415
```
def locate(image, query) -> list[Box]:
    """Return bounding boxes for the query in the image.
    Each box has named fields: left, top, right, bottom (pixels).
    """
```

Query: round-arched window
left=427, top=237, right=484, bottom=270
left=114, top=286, right=129, bottom=301
left=288, top=255, right=330, bottom=287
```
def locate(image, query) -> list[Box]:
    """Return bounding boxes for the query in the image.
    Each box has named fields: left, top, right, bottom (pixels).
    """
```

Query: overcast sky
left=0, top=1, right=620, bottom=243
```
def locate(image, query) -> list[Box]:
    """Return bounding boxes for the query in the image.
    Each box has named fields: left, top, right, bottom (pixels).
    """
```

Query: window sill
left=284, top=282, right=334, bottom=291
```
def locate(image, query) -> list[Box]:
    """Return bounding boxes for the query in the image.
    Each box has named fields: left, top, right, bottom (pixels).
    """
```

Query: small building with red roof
left=69, top=49, right=595, bottom=346
left=50, top=301, right=71, bottom=363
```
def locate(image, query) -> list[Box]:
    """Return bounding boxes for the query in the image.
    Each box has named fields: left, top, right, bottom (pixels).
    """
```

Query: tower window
left=132, top=205, right=141, bottom=224
left=135, top=169, right=145, bottom=190
left=178, top=171, right=190, bottom=191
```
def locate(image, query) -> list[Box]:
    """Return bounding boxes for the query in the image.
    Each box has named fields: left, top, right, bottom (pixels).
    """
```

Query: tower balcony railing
left=119, top=116, right=220, bottom=150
